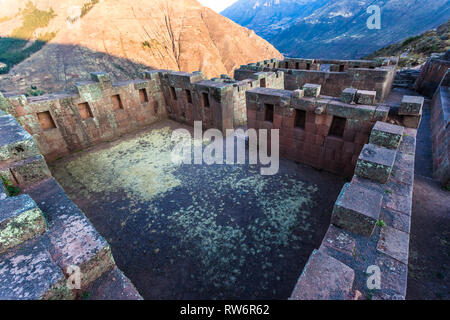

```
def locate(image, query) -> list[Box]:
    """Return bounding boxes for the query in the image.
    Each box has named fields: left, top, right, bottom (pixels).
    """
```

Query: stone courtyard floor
left=50, top=119, right=346, bottom=299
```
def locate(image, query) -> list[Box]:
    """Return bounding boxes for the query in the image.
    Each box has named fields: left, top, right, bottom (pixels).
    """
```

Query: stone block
left=290, top=249, right=354, bottom=300
left=341, top=88, right=357, bottom=104
left=331, top=182, right=382, bottom=237
left=90, top=72, right=111, bottom=85
left=380, top=208, right=411, bottom=234
left=356, top=90, right=377, bottom=105
left=369, top=121, right=404, bottom=149
left=0, top=194, right=47, bottom=254
left=373, top=105, right=390, bottom=122
left=377, top=226, right=410, bottom=264
left=292, top=89, right=304, bottom=99
left=326, top=100, right=354, bottom=118
left=319, top=225, right=356, bottom=256
left=402, top=115, right=422, bottom=129
left=399, top=95, right=424, bottom=115
left=374, top=254, right=408, bottom=299
left=8, top=155, right=52, bottom=186
left=355, top=144, right=396, bottom=184
left=0, top=239, right=73, bottom=300
left=86, top=267, right=142, bottom=300
left=303, top=84, right=321, bottom=98
left=352, top=105, right=376, bottom=121
left=0, top=115, right=40, bottom=163
left=25, top=178, right=115, bottom=289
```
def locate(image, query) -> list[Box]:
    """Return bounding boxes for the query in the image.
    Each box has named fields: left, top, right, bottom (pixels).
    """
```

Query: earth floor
left=50, top=120, right=347, bottom=299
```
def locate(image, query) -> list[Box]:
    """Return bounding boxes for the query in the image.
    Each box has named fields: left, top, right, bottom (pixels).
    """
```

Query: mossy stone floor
left=51, top=120, right=346, bottom=299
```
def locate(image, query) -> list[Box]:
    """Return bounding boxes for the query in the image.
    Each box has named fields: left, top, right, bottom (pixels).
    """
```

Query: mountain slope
left=365, top=19, right=450, bottom=67
left=222, top=0, right=450, bottom=59
left=221, top=0, right=329, bottom=41
left=0, top=0, right=282, bottom=93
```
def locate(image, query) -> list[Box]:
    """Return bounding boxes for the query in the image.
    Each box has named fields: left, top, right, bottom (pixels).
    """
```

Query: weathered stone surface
left=0, top=195, right=46, bottom=254
left=380, top=208, right=411, bottom=234
left=402, top=115, right=422, bottom=129
left=326, top=100, right=355, bottom=118
left=399, top=95, right=424, bottom=115
left=319, top=225, right=356, bottom=256
left=341, top=88, right=357, bottom=104
left=0, top=239, right=72, bottom=300
left=369, top=121, right=404, bottom=149
left=290, top=249, right=354, bottom=300
left=86, top=267, right=143, bottom=300
left=0, top=115, right=40, bottom=162
left=292, top=89, right=304, bottom=99
left=331, top=183, right=382, bottom=237
left=355, top=144, right=396, bottom=184
left=8, top=155, right=52, bottom=186
left=374, top=254, right=408, bottom=299
left=377, top=226, right=410, bottom=264
left=25, top=178, right=115, bottom=289
left=356, top=90, right=376, bottom=105
left=303, top=84, right=321, bottom=98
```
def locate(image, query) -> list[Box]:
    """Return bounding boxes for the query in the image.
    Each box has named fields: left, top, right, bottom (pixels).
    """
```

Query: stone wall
left=1, top=69, right=283, bottom=161
left=415, top=55, right=450, bottom=97
left=431, top=70, right=450, bottom=188
left=235, top=58, right=397, bottom=102
left=246, top=84, right=390, bottom=177
left=0, top=112, right=141, bottom=300
left=290, top=121, right=416, bottom=300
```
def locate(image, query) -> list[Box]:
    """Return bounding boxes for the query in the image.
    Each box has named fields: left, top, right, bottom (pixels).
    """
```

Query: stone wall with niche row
left=246, top=84, right=391, bottom=177
left=0, top=69, right=283, bottom=162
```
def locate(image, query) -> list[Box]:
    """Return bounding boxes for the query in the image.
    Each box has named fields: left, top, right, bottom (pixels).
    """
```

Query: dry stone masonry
left=430, top=70, right=450, bottom=188
left=0, top=112, right=141, bottom=300
left=235, top=57, right=398, bottom=102
left=0, top=56, right=426, bottom=300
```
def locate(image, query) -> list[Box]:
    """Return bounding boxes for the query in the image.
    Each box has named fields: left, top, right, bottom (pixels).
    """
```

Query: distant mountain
left=221, top=0, right=329, bottom=40
left=222, top=0, right=450, bottom=59
left=0, top=0, right=282, bottom=93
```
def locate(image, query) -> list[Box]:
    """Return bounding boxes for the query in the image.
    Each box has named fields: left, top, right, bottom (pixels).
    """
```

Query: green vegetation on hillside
left=0, top=16, right=13, bottom=23
left=366, top=20, right=450, bottom=67
left=81, top=0, right=100, bottom=18
left=0, top=1, right=56, bottom=74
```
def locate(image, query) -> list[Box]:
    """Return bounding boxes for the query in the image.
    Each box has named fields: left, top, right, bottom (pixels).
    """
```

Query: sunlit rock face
left=0, top=0, right=282, bottom=93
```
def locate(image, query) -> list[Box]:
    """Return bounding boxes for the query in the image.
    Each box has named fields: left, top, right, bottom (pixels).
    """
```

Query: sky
left=198, top=0, right=239, bottom=13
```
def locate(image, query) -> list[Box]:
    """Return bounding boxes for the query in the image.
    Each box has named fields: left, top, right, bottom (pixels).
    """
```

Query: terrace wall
left=431, top=70, right=450, bottom=187
left=415, top=55, right=450, bottom=97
